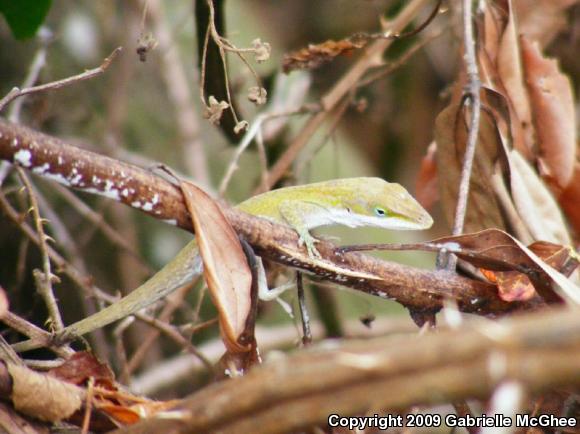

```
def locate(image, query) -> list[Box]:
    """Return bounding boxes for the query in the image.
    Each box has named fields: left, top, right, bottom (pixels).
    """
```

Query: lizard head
left=342, top=178, right=433, bottom=231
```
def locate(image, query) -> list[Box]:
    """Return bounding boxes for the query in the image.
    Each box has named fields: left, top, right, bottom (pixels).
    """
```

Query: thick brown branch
left=113, top=307, right=580, bottom=434
left=0, top=119, right=531, bottom=315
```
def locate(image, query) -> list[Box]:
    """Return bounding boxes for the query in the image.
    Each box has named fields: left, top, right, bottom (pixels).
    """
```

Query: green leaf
left=0, top=0, right=52, bottom=39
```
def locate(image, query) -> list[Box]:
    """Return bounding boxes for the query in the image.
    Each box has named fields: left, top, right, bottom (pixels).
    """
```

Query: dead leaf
left=434, top=102, right=506, bottom=233
left=7, top=364, right=84, bottom=423
left=94, top=392, right=179, bottom=426
left=521, top=37, right=576, bottom=190
left=559, top=162, right=580, bottom=236
left=513, top=0, right=578, bottom=46
left=282, top=38, right=367, bottom=73
left=416, top=141, right=438, bottom=210
left=98, top=404, right=140, bottom=425
left=476, top=1, right=531, bottom=157
left=509, top=149, right=571, bottom=245
left=48, top=352, right=115, bottom=389
left=429, top=229, right=580, bottom=304
left=497, top=0, right=534, bottom=151
left=180, top=181, right=252, bottom=353
left=481, top=268, right=536, bottom=301
left=480, top=241, right=578, bottom=301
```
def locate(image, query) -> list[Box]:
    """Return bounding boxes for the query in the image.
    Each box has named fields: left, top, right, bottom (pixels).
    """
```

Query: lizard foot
left=298, top=234, right=322, bottom=259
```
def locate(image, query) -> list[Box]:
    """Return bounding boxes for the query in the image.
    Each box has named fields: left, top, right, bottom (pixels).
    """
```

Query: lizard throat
left=304, top=208, right=430, bottom=231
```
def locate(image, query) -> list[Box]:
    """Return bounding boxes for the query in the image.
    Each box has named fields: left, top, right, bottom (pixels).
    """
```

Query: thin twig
left=17, top=168, right=64, bottom=331
left=296, top=272, right=312, bottom=346
left=126, top=283, right=196, bottom=374
left=113, top=318, right=133, bottom=384
left=8, top=29, right=51, bottom=121
left=295, top=95, right=352, bottom=178
left=1, top=311, right=73, bottom=358
left=81, top=377, right=95, bottom=434
left=438, top=0, right=482, bottom=271
left=199, top=24, right=212, bottom=105
left=0, top=47, right=122, bottom=113
left=52, top=184, right=151, bottom=272
left=356, top=29, right=444, bottom=88
left=0, top=189, right=213, bottom=369
left=130, top=312, right=215, bottom=372
left=204, top=0, right=252, bottom=125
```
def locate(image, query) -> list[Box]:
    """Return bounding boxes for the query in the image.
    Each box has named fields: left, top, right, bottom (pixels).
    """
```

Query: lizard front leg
left=278, top=200, right=325, bottom=258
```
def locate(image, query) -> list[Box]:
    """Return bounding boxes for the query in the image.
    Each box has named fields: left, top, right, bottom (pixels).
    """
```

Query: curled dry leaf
left=248, top=86, right=267, bottom=105
left=429, top=229, right=580, bottom=305
left=521, top=37, right=576, bottom=190
left=282, top=38, right=367, bottom=73
left=509, top=149, right=571, bottom=245
left=180, top=181, right=252, bottom=353
left=204, top=96, right=230, bottom=126
left=7, top=363, right=84, bottom=423
left=476, top=1, right=531, bottom=158
left=481, top=241, right=578, bottom=302
left=252, top=38, right=271, bottom=63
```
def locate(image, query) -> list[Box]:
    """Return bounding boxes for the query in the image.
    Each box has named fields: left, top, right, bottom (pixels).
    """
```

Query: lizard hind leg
left=256, top=256, right=295, bottom=317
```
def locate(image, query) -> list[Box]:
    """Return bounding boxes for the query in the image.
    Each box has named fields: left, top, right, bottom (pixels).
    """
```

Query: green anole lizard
left=60, top=177, right=432, bottom=338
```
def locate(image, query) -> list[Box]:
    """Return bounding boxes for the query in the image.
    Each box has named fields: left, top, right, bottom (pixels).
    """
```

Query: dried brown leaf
left=434, top=103, right=506, bottom=232
left=180, top=181, right=252, bottom=353
left=282, top=38, right=367, bottom=73
left=481, top=268, right=536, bottom=301
left=416, top=141, right=438, bottom=210
left=514, top=0, right=578, bottom=46
left=509, top=150, right=571, bottom=245
left=430, top=229, right=580, bottom=304
left=480, top=241, right=578, bottom=301
left=497, top=0, right=534, bottom=149
left=476, top=1, right=531, bottom=157
left=48, top=351, right=115, bottom=389
left=521, top=37, right=576, bottom=189
left=7, top=364, right=83, bottom=423
left=559, top=162, right=580, bottom=236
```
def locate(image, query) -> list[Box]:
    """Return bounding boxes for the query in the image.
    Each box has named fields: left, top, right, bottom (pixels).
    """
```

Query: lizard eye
left=374, top=207, right=387, bottom=217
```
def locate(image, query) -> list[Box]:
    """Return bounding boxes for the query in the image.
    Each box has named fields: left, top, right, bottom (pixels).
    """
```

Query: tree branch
left=113, top=307, right=580, bottom=434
